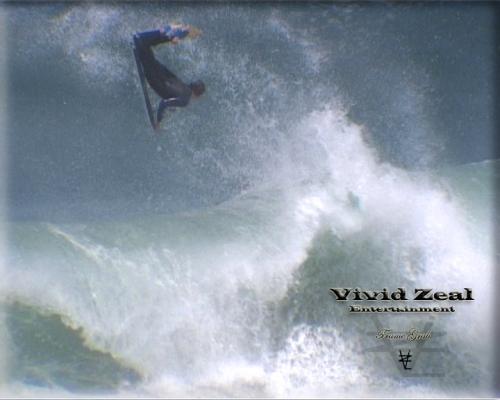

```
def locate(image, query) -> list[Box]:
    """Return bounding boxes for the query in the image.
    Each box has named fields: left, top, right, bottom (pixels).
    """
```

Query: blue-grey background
left=6, top=2, right=497, bottom=222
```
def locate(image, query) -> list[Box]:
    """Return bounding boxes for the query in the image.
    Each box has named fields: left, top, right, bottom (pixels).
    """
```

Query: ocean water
left=1, top=2, right=497, bottom=398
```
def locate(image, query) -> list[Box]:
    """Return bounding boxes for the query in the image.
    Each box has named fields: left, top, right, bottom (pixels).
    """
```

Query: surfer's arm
left=134, top=25, right=190, bottom=47
left=162, top=24, right=190, bottom=42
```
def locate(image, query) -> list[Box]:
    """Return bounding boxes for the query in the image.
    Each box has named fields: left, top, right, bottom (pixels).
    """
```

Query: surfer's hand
left=187, top=26, right=201, bottom=39
left=170, top=23, right=185, bottom=30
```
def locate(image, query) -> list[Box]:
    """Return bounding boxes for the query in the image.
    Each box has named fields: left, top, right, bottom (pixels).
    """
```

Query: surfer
left=133, top=24, right=205, bottom=130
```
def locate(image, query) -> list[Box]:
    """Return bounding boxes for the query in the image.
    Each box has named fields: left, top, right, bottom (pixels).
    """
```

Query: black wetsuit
left=133, top=29, right=192, bottom=122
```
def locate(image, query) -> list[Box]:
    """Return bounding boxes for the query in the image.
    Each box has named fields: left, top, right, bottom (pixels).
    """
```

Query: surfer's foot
left=156, top=99, right=168, bottom=125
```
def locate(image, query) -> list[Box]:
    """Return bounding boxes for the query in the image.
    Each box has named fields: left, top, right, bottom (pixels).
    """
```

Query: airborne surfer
left=133, top=24, right=205, bottom=131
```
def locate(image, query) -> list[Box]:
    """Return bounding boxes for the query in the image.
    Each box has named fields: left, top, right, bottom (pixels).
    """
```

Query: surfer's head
left=190, top=80, right=206, bottom=98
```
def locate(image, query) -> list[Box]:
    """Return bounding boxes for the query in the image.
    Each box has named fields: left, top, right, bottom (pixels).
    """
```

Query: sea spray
left=2, top=107, right=494, bottom=397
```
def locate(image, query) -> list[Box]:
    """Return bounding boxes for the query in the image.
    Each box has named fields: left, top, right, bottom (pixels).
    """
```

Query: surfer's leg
left=133, top=32, right=170, bottom=97
left=133, top=33, right=157, bottom=67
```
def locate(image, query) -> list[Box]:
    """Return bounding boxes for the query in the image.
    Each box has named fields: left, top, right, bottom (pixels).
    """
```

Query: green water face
left=4, top=301, right=141, bottom=393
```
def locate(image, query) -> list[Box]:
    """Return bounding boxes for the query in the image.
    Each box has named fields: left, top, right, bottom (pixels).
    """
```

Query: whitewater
left=0, top=3, right=497, bottom=398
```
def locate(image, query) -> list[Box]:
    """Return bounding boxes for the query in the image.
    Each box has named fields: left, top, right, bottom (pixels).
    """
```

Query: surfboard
left=133, top=46, right=157, bottom=131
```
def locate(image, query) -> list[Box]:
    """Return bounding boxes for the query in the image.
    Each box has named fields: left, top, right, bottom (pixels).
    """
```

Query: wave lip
left=2, top=107, right=496, bottom=397
left=4, top=301, right=141, bottom=393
